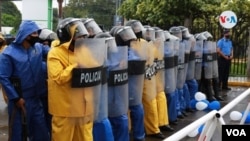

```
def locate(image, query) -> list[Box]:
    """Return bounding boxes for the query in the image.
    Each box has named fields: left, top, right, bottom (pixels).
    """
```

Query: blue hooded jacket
left=0, top=20, right=50, bottom=100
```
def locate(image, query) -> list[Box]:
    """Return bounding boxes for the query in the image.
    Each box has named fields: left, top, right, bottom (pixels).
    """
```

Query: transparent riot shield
left=164, top=40, right=176, bottom=94
left=107, top=46, right=129, bottom=117
left=203, top=41, right=213, bottom=79
left=194, top=40, right=204, bottom=80
left=172, top=36, right=180, bottom=87
left=183, top=39, right=191, bottom=81
left=186, top=36, right=196, bottom=80
left=128, top=40, right=147, bottom=106
left=93, top=37, right=110, bottom=122
left=73, top=38, right=106, bottom=121
left=143, top=41, right=157, bottom=101
left=176, top=41, right=186, bottom=89
left=211, top=42, right=219, bottom=78
left=153, top=38, right=165, bottom=93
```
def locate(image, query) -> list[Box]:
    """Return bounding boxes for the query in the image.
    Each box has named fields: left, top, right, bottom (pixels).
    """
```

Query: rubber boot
left=212, top=78, right=224, bottom=101
left=204, top=79, right=216, bottom=101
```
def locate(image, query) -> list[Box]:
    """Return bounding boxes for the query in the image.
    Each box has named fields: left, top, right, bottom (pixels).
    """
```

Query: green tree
left=118, top=0, right=250, bottom=45
left=62, top=0, right=116, bottom=30
left=119, top=0, right=222, bottom=30
left=1, top=1, right=22, bottom=34
left=53, top=8, right=59, bottom=31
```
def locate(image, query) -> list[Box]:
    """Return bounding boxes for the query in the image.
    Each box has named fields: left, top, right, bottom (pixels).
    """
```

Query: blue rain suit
left=0, top=21, right=50, bottom=141
left=128, top=43, right=145, bottom=141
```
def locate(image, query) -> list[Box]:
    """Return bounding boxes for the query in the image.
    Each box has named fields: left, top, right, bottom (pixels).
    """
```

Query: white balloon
left=230, top=111, right=242, bottom=121
left=195, top=92, right=207, bottom=101
left=188, top=128, right=199, bottom=137
left=196, top=101, right=208, bottom=111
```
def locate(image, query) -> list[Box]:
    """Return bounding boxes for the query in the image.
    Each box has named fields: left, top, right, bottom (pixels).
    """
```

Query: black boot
left=212, top=78, right=224, bottom=101
left=204, top=79, right=216, bottom=101
left=222, top=80, right=231, bottom=90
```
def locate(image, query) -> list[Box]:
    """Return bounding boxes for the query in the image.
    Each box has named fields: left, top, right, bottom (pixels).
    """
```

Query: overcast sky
left=13, top=0, right=69, bottom=14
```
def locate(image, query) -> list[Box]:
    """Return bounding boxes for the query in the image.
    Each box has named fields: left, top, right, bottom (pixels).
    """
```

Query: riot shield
left=194, top=40, right=204, bottom=80
left=183, top=39, right=191, bottom=81
left=107, top=46, right=129, bottom=117
left=203, top=41, right=213, bottom=79
left=171, top=35, right=180, bottom=86
left=93, top=36, right=114, bottom=122
left=164, top=40, right=176, bottom=94
left=153, top=38, right=165, bottom=93
left=176, top=41, right=186, bottom=89
left=186, top=36, right=196, bottom=80
left=211, top=41, right=219, bottom=78
left=143, top=41, right=157, bottom=101
left=128, top=40, right=147, bottom=106
left=73, top=38, right=106, bottom=121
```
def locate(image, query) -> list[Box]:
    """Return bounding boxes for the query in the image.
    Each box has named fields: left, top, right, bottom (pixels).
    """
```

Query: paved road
left=1, top=87, right=249, bottom=141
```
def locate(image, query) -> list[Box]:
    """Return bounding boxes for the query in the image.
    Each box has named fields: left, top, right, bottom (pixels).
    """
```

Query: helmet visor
left=155, top=30, right=165, bottom=40
left=116, top=26, right=136, bottom=41
left=69, top=21, right=89, bottom=38
left=131, top=21, right=145, bottom=33
left=84, top=19, right=102, bottom=36
left=142, top=27, right=155, bottom=41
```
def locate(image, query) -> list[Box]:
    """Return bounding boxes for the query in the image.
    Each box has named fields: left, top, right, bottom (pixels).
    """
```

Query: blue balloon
left=201, top=99, right=210, bottom=111
left=202, top=99, right=210, bottom=105
left=242, top=111, right=250, bottom=123
left=190, top=99, right=198, bottom=109
left=208, top=100, right=221, bottom=110
left=198, top=124, right=204, bottom=134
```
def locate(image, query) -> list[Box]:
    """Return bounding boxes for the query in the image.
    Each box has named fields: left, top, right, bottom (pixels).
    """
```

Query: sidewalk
left=228, top=76, right=250, bottom=87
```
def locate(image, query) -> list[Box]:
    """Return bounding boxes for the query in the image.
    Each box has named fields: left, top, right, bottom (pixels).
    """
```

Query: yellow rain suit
left=142, top=40, right=169, bottom=135
left=48, top=40, right=94, bottom=141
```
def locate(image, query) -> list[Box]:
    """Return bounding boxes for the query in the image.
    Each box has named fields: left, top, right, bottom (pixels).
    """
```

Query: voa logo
left=226, top=129, right=246, bottom=136
left=219, top=10, right=237, bottom=29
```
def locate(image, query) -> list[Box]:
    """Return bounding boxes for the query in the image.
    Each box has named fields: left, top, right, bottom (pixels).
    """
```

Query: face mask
left=225, top=35, right=230, bottom=39
left=27, top=36, right=39, bottom=46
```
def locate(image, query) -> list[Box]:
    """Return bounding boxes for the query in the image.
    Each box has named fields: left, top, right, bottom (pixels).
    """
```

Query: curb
left=228, top=81, right=250, bottom=87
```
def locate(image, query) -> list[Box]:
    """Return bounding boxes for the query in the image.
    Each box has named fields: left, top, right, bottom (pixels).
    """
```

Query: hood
left=13, top=20, right=40, bottom=44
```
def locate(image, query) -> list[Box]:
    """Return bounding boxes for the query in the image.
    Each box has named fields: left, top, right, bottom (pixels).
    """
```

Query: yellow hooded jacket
left=47, top=40, right=94, bottom=120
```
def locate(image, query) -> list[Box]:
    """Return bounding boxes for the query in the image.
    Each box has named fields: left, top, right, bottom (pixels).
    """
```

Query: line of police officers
left=0, top=17, right=223, bottom=141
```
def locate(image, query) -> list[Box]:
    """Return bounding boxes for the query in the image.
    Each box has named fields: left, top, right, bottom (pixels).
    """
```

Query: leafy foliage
left=1, top=1, right=22, bottom=34
left=63, top=0, right=116, bottom=30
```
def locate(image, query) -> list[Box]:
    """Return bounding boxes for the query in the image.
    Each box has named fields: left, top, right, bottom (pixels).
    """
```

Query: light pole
left=114, top=0, right=121, bottom=26
left=57, top=0, right=63, bottom=19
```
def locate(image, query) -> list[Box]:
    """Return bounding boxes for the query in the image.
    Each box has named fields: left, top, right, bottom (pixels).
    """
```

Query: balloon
left=244, top=113, right=250, bottom=123
left=230, top=111, right=242, bottom=121
left=194, top=92, right=206, bottom=101
left=208, top=101, right=221, bottom=110
left=198, top=124, right=204, bottom=134
left=190, top=99, right=198, bottom=109
left=202, top=100, right=210, bottom=111
left=188, top=128, right=199, bottom=137
left=196, top=101, right=208, bottom=111
left=202, top=99, right=210, bottom=105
